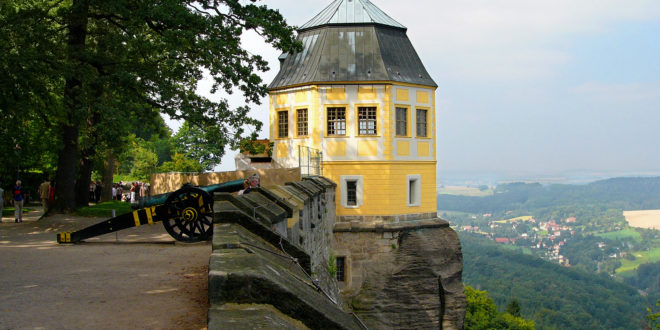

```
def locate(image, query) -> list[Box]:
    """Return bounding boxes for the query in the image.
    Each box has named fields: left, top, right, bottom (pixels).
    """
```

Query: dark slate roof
left=299, top=0, right=406, bottom=31
left=268, top=24, right=437, bottom=89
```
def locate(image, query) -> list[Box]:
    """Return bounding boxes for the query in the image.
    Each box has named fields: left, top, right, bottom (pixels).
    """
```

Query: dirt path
left=0, top=208, right=209, bottom=329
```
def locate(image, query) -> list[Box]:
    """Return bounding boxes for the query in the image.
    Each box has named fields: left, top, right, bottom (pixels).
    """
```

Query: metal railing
left=299, top=145, right=323, bottom=177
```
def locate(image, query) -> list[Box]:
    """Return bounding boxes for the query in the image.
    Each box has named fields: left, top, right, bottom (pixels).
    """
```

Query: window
left=407, top=175, right=421, bottom=206
left=358, top=106, right=377, bottom=135
left=327, top=107, right=346, bottom=136
left=336, top=256, right=346, bottom=281
left=278, top=111, right=288, bottom=138
left=340, top=175, right=363, bottom=208
left=416, top=109, right=427, bottom=137
left=296, top=108, right=308, bottom=136
left=396, top=107, right=407, bottom=136
left=346, top=181, right=357, bottom=206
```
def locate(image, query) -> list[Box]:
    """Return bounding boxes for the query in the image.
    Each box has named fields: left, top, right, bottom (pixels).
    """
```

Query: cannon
left=57, top=180, right=245, bottom=244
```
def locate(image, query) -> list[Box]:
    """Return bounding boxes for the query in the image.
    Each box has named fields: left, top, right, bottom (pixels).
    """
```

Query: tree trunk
left=101, top=150, right=114, bottom=202
left=53, top=0, right=90, bottom=213
left=54, top=124, right=80, bottom=212
left=76, top=149, right=94, bottom=207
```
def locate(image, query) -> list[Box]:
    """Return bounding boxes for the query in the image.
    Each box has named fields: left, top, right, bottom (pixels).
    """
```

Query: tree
left=2, top=0, right=300, bottom=212
left=171, top=121, right=226, bottom=171
left=506, top=299, right=521, bottom=317
left=464, top=286, right=534, bottom=330
left=648, top=299, right=660, bottom=329
left=159, top=153, right=203, bottom=173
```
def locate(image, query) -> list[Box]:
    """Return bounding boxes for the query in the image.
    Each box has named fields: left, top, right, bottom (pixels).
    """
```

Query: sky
left=171, top=0, right=660, bottom=179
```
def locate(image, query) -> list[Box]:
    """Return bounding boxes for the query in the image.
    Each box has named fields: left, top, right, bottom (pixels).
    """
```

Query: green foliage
left=1, top=0, right=300, bottom=211
left=170, top=121, right=227, bottom=171
left=129, top=143, right=158, bottom=182
left=328, top=253, right=337, bottom=278
left=158, top=153, right=203, bottom=173
left=461, top=233, right=650, bottom=329
left=506, top=299, right=521, bottom=317
left=239, top=139, right=274, bottom=157
left=464, top=286, right=534, bottom=330
left=648, top=299, right=660, bottom=329
left=75, top=200, right=133, bottom=217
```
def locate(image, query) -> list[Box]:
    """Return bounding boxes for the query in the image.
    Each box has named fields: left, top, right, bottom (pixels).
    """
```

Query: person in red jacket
left=13, top=180, right=24, bottom=223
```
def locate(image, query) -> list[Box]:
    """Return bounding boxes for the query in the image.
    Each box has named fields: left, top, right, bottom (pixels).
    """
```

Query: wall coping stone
left=334, top=218, right=449, bottom=232
left=213, top=201, right=311, bottom=272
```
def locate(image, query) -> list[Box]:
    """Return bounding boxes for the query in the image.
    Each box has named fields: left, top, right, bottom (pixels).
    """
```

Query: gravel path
left=0, top=206, right=209, bottom=329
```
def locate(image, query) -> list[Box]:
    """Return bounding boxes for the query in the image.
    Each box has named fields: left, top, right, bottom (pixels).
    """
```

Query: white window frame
left=340, top=175, right=363, bottom=208
left=407, top=174, right=421, bottom=207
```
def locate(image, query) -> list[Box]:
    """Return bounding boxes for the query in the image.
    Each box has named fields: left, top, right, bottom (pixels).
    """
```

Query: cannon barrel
left=58, top=180, right=245, bottom=244
left=134, top=179, right=245, bottom=209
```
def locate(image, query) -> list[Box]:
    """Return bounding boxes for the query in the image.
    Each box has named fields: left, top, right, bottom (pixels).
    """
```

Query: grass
left=595, top=228, right=642, bottom=242
left=437, top=185, right=493, bottom=197
left=493, top=215, right=534, bottom=224
left=616, top=247, right=660, bottom=275
left=75, top=200, right=134, bottom=217
left=2, top=207, right=33, bottom=217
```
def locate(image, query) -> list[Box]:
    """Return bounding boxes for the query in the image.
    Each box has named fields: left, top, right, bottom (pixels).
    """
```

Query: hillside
left=460, top=233, right=651, bottom=329
left=438, top=177, right=660, bottom=213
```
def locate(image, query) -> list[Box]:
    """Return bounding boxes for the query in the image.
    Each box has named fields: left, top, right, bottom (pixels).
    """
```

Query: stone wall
left=334, top=220, right=466, bottom=329
left=207, top=176, right=466, bottom=329
left=208, top=176, right=355, bottom=328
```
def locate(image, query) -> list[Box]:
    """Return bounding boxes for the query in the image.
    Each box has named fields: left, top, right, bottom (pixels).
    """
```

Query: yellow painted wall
left=396, top=140, right=410, bottom=156
left=324, top=162, right=437, bottom=216
left=357, top=140, right=378, bottom=157
left=417, top=141, right=430, bottom=157
left=295, top=91, right=307, bottom=103
left=276, top=142, right=288, bottom=158
left=396, top=88, right=409, bottom=102
left=326, top=141, right=347, bottom=157
left=357, top=86, right=377, bottom=100
left=326, top=87, right=346, bottom=101
left=416, top=91, right=429, bottom=104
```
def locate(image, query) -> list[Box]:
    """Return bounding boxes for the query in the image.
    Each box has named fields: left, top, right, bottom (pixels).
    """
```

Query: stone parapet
left=336, top=212, right=438, bottom=224
left=208, top=177, right=353, bottom=328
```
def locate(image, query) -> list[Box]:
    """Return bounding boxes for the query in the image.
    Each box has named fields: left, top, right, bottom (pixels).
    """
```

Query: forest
left=461, top=233, right=652, bottom=329
left=440, top=177, right=660, bottom=328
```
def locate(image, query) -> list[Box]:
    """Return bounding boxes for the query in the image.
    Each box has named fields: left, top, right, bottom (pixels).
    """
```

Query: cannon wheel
left=162, top=186, right=214, bottom=242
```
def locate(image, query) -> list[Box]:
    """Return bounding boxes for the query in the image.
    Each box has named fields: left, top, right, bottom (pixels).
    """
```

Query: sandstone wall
left=334, top=220, right=466, bottom=329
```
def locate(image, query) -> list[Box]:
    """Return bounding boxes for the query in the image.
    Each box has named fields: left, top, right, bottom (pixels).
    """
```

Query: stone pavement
left=0, top=206, right=210, bottom=329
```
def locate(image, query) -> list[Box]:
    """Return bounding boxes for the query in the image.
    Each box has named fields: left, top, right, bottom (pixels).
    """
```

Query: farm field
left=616, top=247, right=660, bottom=276
left=595, top=228, right=642, bottom=242
left=493, top=215, right=534, bottom=223
left=623, top=209, right=660, bottom=229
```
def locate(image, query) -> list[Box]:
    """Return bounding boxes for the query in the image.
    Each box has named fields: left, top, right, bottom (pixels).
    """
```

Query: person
left=237, top=179, right=249, bottom=195
left=13, top=180, right=24, bottom=223
left=116, top=184, right=123, bottom=201
left=130, top=183, right=136, bottom=203
left=112, top=184, right=117, bottom=200
left=242, top=174, right=260, bottom=195
left=39, top=179, right=50, bottom=214
left=49, top=180, right=56, bottom=207
left=89, top=182, right=95, bottom=201
left=0, top=185, right=4, bottom=221
left=94, top=181, right=102, bottom=203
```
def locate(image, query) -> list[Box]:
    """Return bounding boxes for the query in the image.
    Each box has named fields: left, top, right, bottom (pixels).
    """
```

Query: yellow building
left=268, top=0, right=437, bottom=223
